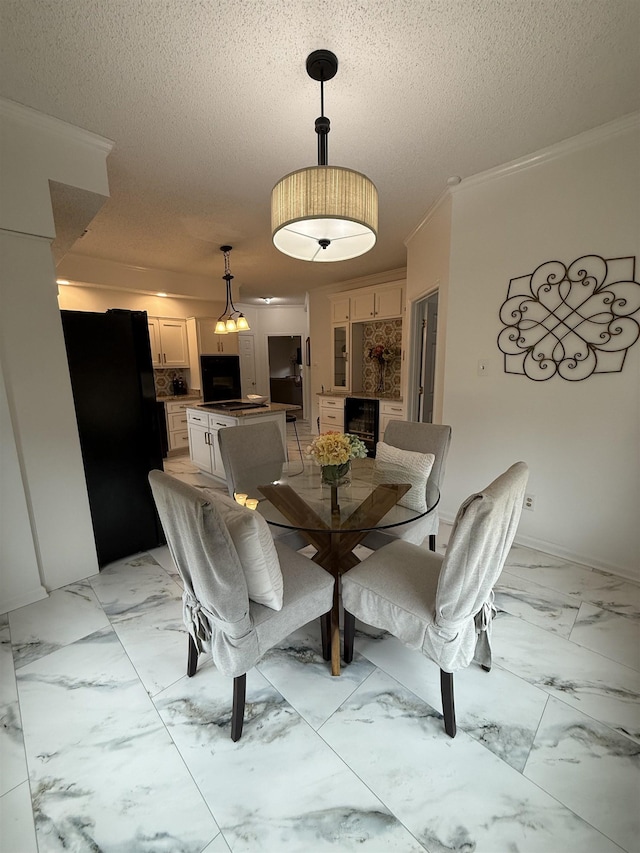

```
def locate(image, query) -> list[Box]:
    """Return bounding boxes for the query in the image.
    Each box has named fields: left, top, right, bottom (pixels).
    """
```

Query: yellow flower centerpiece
left=306, top=431, right=368, bottom=487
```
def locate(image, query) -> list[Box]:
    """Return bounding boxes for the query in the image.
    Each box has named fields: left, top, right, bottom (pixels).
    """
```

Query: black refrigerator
left=61, top=309, right=165, bottom=567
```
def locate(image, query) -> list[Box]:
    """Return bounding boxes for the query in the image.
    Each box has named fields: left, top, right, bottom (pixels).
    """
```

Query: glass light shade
left=236, top=315, right=250, bottom=331
left=225, top=317, right=237, bottom=332
left=215, top=320, right=228, bottom=334
left=271, top=166, right=378, bottom=262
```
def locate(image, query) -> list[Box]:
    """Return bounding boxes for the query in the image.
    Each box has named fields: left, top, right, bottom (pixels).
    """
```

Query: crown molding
left=449, top=111, right=639, bottom=195
left=404, top=189, right=451, bottom=246
left=0, top=97, right=114, bottom=154
left=311, top=266, right=407, bottom=296
left=404, top=112, right=639, bottom=244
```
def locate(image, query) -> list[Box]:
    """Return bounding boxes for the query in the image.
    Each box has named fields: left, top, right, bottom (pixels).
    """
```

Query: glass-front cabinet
left=332, top=324, right=349, bottom=391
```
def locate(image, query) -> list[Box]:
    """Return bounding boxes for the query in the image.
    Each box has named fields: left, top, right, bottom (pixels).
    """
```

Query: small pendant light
left=215, top=245, right=250, bottom=334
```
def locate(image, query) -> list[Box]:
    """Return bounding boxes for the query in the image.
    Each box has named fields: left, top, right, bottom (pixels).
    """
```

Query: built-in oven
left=200, top=354, right=242, bottom=402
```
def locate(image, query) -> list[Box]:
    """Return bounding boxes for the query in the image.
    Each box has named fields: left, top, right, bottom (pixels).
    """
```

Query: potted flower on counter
left=306, top=431, right=368, bottom=487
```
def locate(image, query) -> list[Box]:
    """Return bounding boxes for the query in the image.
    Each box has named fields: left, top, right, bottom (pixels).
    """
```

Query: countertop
left=157, top=394, right=203, bottom=404
left=317, top=391, right=404, bottom=403
left=189, top=400, right=301, bottom=417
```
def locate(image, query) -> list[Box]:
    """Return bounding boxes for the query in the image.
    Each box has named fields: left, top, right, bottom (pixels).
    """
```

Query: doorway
left=267, top=335, right=303, bottom=411
left=414, top=292, right=438, bottom=423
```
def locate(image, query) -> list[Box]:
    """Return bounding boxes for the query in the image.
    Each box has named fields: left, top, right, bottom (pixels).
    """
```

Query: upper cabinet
left=148, top=317, right=189, bottom=368
left=351, top=284, right=404, bottom=321
left=188, top=317, right=238, bottom=356
left=330, top=296, right=350, bottom=323
left=332, top=324, right=349, bottom=391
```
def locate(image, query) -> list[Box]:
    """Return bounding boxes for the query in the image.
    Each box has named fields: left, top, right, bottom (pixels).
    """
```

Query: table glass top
left=233, top=457, right=439, bottom=533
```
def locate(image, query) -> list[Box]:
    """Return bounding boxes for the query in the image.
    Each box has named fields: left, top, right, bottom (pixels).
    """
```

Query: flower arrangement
left=367, top=343, right=396, bottom=365
left=306, top=431, right=368, bottom=466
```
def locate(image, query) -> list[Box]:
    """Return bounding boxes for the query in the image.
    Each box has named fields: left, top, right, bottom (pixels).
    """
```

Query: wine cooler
left=344, top=397, right=379, bottom=458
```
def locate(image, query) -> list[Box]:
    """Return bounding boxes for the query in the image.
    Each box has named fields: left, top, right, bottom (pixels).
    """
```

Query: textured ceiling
left=1, top=0, right=638, bottom=303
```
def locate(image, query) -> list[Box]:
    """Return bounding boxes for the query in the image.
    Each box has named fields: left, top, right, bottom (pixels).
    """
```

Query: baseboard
left=1, top=583, right=48, bottom=616
left=439, top=515, right=638, bottom=584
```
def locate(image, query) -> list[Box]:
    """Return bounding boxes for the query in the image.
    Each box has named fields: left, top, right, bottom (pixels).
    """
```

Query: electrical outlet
left=524, top=494, right=536, bottom=511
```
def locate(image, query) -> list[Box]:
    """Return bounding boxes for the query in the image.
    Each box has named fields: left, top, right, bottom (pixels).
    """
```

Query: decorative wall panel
left=498, top=255, right=640, bottom=381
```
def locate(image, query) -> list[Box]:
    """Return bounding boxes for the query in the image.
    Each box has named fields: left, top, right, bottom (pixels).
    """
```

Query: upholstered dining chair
left=342, top=461, right=528, bottom=738
left=148, top=470, right=334, bottom=741
left=364, top=421, right=452, bottom=551
left=217, top=420, right=306, bottom=549
left=217, top=420, right=285, bottom=498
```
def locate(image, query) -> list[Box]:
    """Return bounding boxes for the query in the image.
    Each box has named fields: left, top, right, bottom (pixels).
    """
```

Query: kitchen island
left=186, top=400, right=299, bottom=482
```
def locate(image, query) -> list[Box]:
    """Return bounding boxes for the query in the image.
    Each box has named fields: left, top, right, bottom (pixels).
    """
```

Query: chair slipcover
left=342, top=461, right=528, bottom=672
left=217, top=421, right=306, bottom=549
left=364, top=421, right=452, bottom=548
left=217, top=420, right=285, bottom=498
left=148, top=470, right=334, bottom=678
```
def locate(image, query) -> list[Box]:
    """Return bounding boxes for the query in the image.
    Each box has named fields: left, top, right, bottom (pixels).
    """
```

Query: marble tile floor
left=1, top=444, right=638, bottom=852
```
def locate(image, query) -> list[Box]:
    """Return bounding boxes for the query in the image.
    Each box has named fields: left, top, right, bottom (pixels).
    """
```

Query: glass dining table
left=232, top=457, right=440, bottom=676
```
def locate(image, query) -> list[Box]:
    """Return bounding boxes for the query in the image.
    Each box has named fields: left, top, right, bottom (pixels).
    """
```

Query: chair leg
left=231, top=674, right=246, bottom=742
left=428, top=534, right=436, bottom=552
left=343, top=610, right=355, bottom=663
left=320, top=611, right=331, bottom=661
left=440, top=670, right=456, bottom=738
left=187, top=634, right=198, bottom=677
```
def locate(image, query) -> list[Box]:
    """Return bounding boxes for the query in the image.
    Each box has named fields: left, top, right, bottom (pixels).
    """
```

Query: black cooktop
left=200, top=401, right=268, bottom=411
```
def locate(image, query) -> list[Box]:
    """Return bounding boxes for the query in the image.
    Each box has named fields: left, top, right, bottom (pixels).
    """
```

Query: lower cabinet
left=187, top=410, right=234, bottom=478
left=165, top=400, right=194, bottom=453
left=319, top=395, right=345, bottom=433
left=187, top=408, right=287, bottom=481
left=379, top=400, right=406, bottom=442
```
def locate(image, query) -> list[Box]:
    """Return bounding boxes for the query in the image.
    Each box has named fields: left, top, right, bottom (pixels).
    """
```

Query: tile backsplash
left=154, top=368, right=188, bottom=397
left=361, top=319, right=402, bottom=398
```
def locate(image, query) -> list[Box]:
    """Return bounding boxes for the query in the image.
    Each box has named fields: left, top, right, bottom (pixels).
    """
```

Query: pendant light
left=214, top=245, right=250, bottom=334
left=271, top=50, right=378, bottom=263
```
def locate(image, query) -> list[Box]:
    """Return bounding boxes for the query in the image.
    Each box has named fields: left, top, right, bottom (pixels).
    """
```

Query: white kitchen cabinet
left=148, top=317, right=189, bottom=368
left=350, top=292, right=375, bottom=321
left=374, top=286, right=404, bottom=320
left=350, top=285, right=404, bottom=322
left=331, top=324, right=349, bottom=391
left=165, top=399, right=195, bottom=453
left=319, top=395, right=345, bottom=434
left=329, top=295, right=350, bottom=323
left=379, top=399, right=406, bottom=442
left=187, top=407, right=286, bottom=481
left=187, top=414, right=213, bottom=473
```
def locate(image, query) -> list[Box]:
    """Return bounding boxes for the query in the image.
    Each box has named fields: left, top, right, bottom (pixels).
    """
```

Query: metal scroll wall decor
left=497, top=255, right=640, bottom=381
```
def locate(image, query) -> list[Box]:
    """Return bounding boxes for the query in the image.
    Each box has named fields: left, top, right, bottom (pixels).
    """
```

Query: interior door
left=415, top=292, right=438, bottom=423
left=238, top=334, right=256, bottom=396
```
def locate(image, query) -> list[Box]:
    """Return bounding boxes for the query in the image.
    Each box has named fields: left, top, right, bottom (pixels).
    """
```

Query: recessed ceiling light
left=156, top=292, right=168, bottom=297
left=56, top=278, right=70, bottom=285
left=261, top=297, right=273, bottom=304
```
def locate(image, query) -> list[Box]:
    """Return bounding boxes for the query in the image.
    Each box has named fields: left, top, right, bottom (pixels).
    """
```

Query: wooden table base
left=259, top=482, right=410, bottom=675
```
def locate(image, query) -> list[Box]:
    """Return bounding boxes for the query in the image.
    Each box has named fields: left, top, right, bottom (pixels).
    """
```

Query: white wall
left=424, top=117, right=639, bottom=578
left=0, top=101, right=112, bottom=611
left=57, top=283, right=225, bottom=320
left=405, top=193, right=452, bottom=424
left=0, top=366, right=47, bottom=611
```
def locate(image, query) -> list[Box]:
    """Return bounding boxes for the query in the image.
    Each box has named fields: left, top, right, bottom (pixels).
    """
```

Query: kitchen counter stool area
left=1, top=446, right=638, bottom=852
